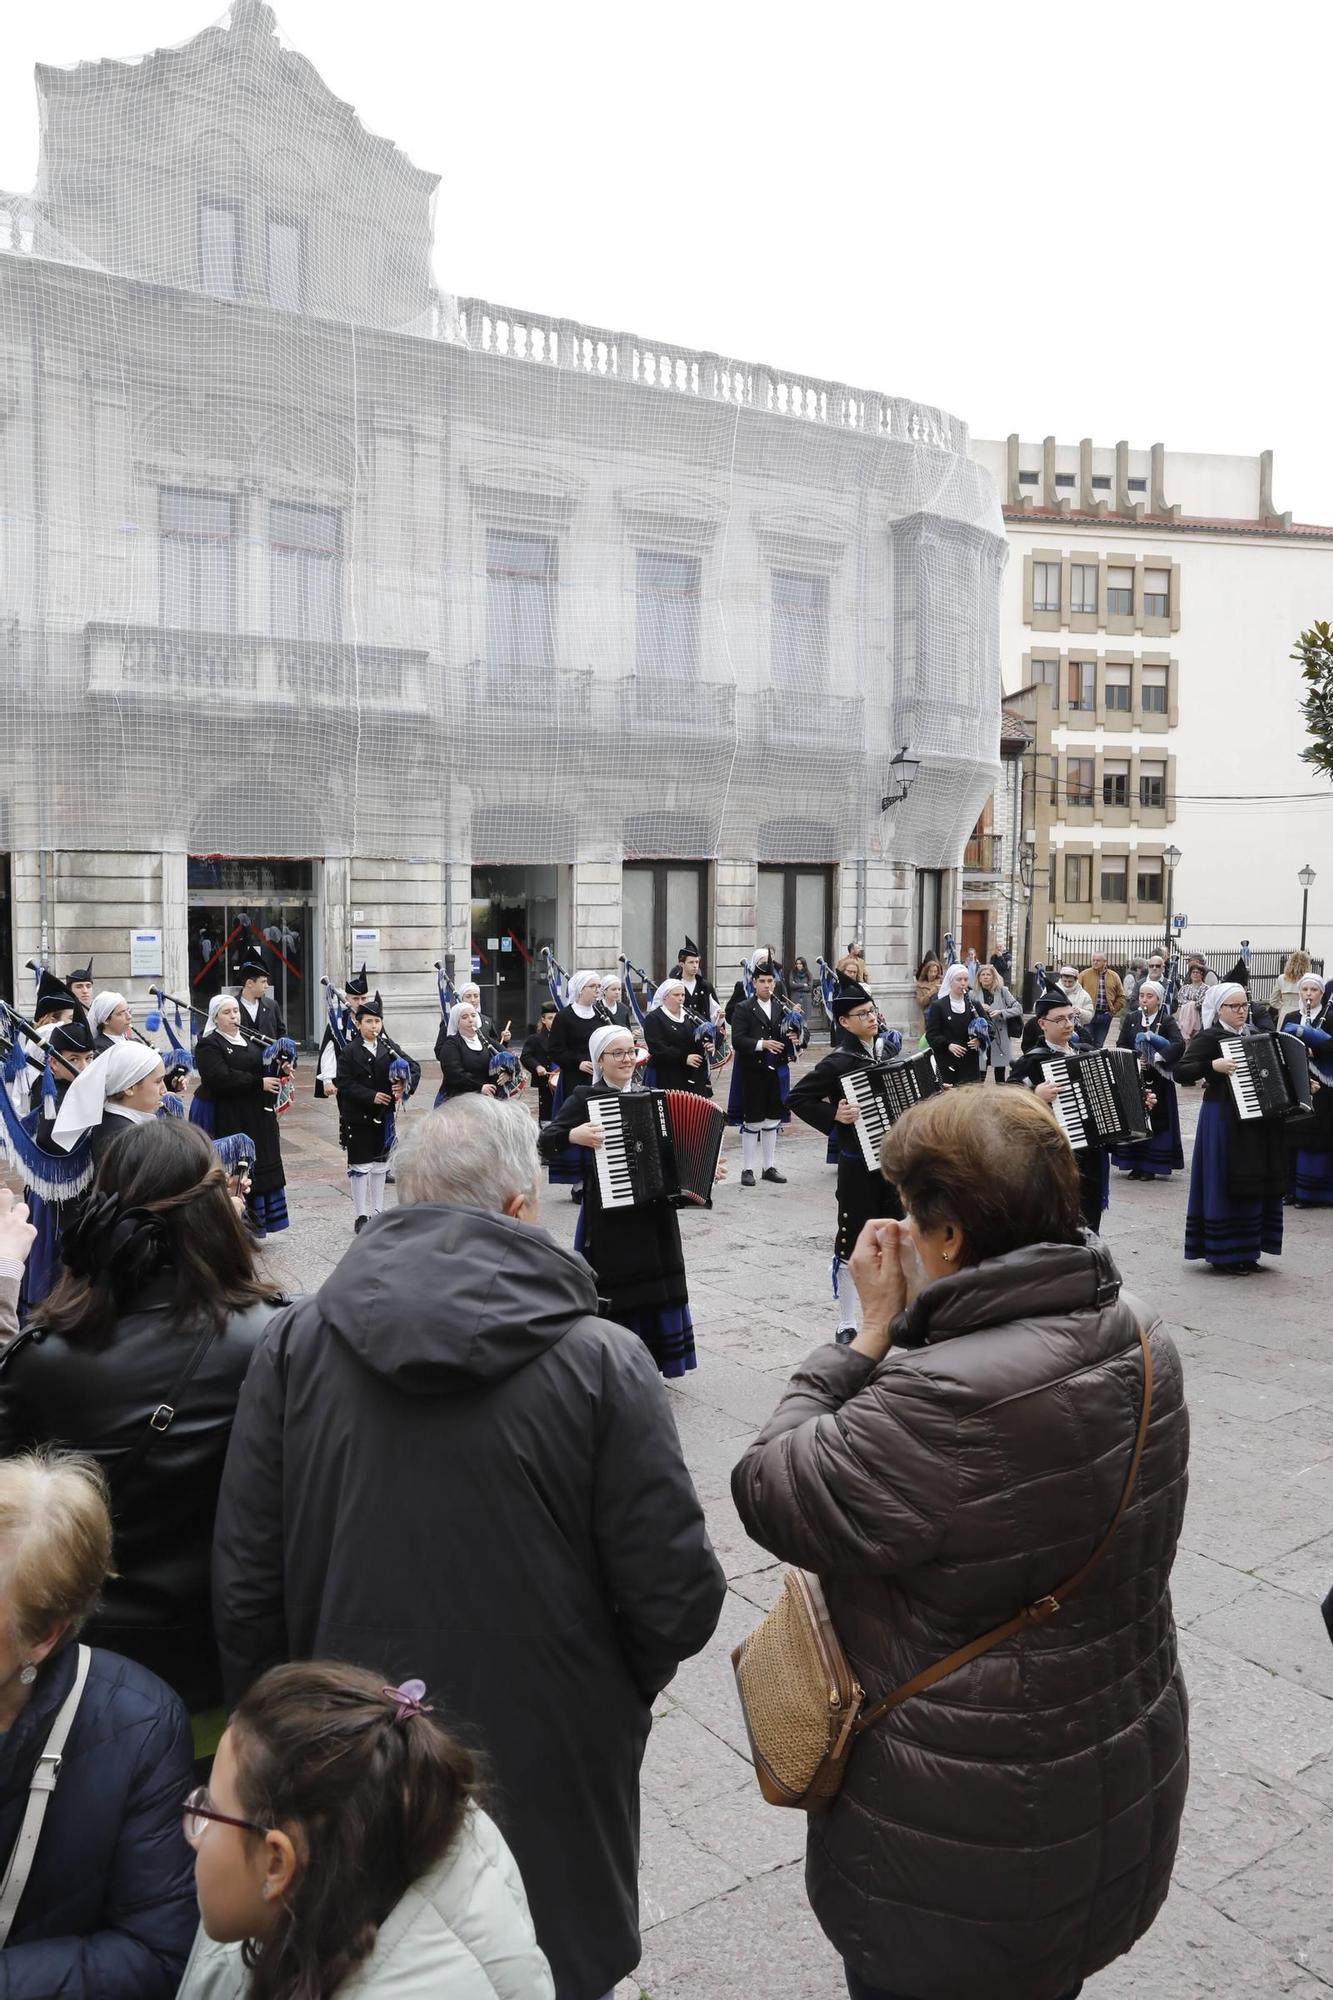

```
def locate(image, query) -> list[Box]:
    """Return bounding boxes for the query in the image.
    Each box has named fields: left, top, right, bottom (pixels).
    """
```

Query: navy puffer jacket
left=0, top=1642, right=197, bottom=1998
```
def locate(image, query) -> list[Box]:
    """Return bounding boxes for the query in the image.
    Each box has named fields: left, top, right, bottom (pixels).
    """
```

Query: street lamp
left=1162, top=844, right=1182, bottom=956
left=881, top=746, right=921, bottom=813
left=1299, top=863, right=1317, bottom=951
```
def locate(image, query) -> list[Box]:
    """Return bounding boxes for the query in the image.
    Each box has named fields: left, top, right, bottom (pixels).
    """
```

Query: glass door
left=757, top=865, right=833, bottom=978
left=470, top=865, right=560, bottom=1036
left=188, top=859, right=315, bottom=1042
left=621, top=862, right=709, bottom=987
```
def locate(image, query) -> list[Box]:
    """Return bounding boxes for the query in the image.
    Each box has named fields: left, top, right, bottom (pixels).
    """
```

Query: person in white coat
left=175, top=1660, right=553, bottom=2000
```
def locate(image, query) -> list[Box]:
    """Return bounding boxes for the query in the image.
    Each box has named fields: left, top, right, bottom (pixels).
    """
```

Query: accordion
left=588, top=1088, right=726, bottom=1210
left=839, top=1052, right=941, bottom=1173
left=1222, top=1032, right=1313, bottom=1122
left=1040, top=1048, right=1149, bottom=1151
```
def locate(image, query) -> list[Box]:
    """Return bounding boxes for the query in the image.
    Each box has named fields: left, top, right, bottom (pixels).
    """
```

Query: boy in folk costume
left=335, top=992, right=420, bottom=1232
left=730, top=964, right=797, bottom=1189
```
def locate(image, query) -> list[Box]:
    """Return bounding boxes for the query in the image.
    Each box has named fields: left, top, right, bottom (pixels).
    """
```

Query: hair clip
left=381, top=1678, right=433, bottom=1723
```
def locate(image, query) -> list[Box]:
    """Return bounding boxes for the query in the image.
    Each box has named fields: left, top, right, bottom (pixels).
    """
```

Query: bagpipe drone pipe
left=149, top=987, right=298, bottom=1112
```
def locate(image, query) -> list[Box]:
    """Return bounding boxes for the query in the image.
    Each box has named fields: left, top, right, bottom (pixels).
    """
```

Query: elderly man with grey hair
left=211, top=1095, right=724, bottom=2000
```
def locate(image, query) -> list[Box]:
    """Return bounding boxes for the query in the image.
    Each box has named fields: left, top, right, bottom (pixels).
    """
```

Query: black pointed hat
left=236, top=956, right=268, bottom=983
left=33, top=969, right=78, bottom=1022
left=679, top=937, right=699, bottom=960
left=65, top=958, right=93, bottom=985
left=831, top=975, right=873, bottom=1021
left=1034, top=987, right=1075, bottom=1018
left=47, top=1020, right=94, bottom=1056
left=356, top=991, right=384, bottom=1020
left=1222, top=956, right=1250, bottom=988
left=346, top=963, right=370, bottom=997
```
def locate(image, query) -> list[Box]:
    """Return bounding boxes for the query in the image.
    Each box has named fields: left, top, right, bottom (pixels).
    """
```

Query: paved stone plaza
left=259, top=1069, right=1333, bottom=1999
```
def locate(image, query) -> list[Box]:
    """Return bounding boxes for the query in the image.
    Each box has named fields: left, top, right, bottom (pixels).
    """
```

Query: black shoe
left=762, top=1167, right=787, bottom=1184
left=354, top=1214, right=368, bottom=1234
left=834, top=1326, right=857, bottom=1346
left=570, top=1187, right=583, bottom=1204
left=740, top=1169, right=756, bottom=1188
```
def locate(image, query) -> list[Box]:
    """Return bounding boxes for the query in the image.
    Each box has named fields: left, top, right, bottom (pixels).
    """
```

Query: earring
left=942, top=1251, right=953, bottom=1262
left=18, top=1664, right=37, bottom=1686
left=261, top=1884, right=271, bottom=1899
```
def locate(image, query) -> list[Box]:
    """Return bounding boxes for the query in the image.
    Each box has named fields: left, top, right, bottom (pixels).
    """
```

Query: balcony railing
left=761, top=687, right=865, bottom=747
left=85, top=624, right=433, bottom=709
left=963, top=833, right=1004, bottom=873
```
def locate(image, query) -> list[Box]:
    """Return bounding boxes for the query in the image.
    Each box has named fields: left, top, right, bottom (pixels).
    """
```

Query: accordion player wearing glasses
left=1007, top=992, right=1155, bottom=1236
left=538, top=1042, right=719, bottom=1378
left=788, top=977, right=927, bottom=1341
left=1175, top=997, right=1297, bottom=1271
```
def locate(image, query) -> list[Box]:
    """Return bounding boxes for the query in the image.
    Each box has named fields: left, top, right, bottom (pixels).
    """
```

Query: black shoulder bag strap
left=117, top=1318, right=222, bottom=1486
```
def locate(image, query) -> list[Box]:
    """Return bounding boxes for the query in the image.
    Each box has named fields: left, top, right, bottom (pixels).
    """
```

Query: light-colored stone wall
left=571, top=861, right=623, bottom=967
left=14, top=850, right=164, bottom=1018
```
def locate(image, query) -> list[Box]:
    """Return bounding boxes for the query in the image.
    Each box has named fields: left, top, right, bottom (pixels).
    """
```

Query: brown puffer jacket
left=732, top=1235, right=1189, bottom=2000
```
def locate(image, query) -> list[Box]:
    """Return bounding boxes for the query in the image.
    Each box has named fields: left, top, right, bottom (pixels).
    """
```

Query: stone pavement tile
left=1268, top=1406, right=1333, bottom=1459
left=1178, top=1450, right=1333, bottom=1571
left=1177, top=1632, right=1333, bottom=1788
left=673, top=1352, right=793, bottom=1431
left=681, top=1434, right=754, bottom=1506
left=664, top=1389, right=756, bottom=1450
left=1184, top=1370, right=1322, bottom=1424
left=662, top=1589, right=764, bottom=1760
left=1191, top=1333, right=1333, bottom=1405
left=698, top=1500, right=783, bottom=1588
left=1210, top=1816, right=1333, bottom=1985
left=728, top=1564, right=786, bottom=1613
left=632, top=1860, right=843, bottom=2000
left=1173, top=1763, right=1323, bottom=1896
left=1185, top=1404, right=1333, bottom=1478
left=1260, top=1529, right=1333, bottom=1602
left=640, top=1704, right=752, bottom=1816
left=1086, top=1882, right=1331, bottom=1997
left=1167, top=1549, right=1260, bottom=1629
left=637, top=1799, right=746, bottom=1930
left=671, top=1780, right=808, bottom=1880
left=1191, top=1578, right=1333, bottom=1700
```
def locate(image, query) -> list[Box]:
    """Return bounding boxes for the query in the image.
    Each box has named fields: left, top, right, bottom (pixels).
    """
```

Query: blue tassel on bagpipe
left=389, top=1056, right=413, bottom=1092
left=265, top=1037, right=298, bottom=1071
left=815, top=957, right=837, bottom=1026
left=541, top=947, right=569, bottom=1008
left=41, top=1059, right=58, bottom=1113
left=0, top=1070, right=93, bottom=1202
left=159, top=1093, right=185, bottom=1120
left=214, top=1131, right=257, bottom=1175
left=434, top=964, right=456, bottom=1023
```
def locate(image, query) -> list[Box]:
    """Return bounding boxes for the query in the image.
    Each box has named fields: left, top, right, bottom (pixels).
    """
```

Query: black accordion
left=588, top=1088, right=725, bottom=1209
left=839, top=1052, right=941, bottom=1172
left=1040, top=1048, right=1149, bottom=1151
left=1222, top=1032, right=1313, bottom=1122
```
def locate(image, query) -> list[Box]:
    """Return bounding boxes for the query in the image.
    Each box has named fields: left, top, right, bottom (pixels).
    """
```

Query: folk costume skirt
left=1112, top=1077, right=1184, bottom=1179
left=1185, top=1098, right=1283, bottom=1265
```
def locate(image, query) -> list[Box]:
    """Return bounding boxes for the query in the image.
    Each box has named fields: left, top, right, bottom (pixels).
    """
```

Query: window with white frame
left=1064, top=854, right=1092, bottom=902
left=1067, top=756, right=1094, bottom=806
left=1141, top=665, right=1168, bottom=714
left=199, top=198, right=240, bottom=298
left=1103, top=759, right=1130, bottom=808
left=1033, top=561, right=1061, bottom=613
left=266, top=215, right=306, bottom=312
left=270, top=503, right=341, bottom=641
left=486, top=530, right=557, bottom=671
left=159, top=489, right=236, bottom=631
left=771, top=570, right=829, bottom=690
left=1139, top=760, right=1167, bottom=809
left=636, top=551, right=701, bottom=676
left=1030, top=656, right=1059, bottom=688
left=1143, top=568, right=1170, bottom=617
left=1105, top=663, right=1132, bottom=712
left=1070, top=563, right=1098, bottom=615
left=1067, top=659, right=1095, bottom=711
left=1107, top=566, right=1133, bottom=616
left=1101, top=857, right=1128, bottom=902
left=1137, top=859, right=1164, bottom=903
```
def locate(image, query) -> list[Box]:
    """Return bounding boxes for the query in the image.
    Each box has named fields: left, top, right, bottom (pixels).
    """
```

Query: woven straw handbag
left=732, top=1324, right=1152, bottom=1811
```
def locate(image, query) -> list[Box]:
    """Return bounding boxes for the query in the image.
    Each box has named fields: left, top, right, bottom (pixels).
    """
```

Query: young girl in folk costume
left=335, top=994, right=420, bottom=1234
left=644, top=980, right=713, bottom=1096
left=1112, top=977, right=1186, bottom=1182
left=538, top=1025, right=703, bottom=1378
left=543, top=971, right=604, bottom=1196
left=1176, top=981, right=1286, bottom=1272
left=1281, top=972, right=1333, bottom=1207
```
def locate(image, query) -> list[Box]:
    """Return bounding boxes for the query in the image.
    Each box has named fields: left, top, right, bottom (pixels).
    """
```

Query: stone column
left=571, top=860, right=622, bottom=965
left=162, top=851, right=189, bottom=1000
left=322, top=855, right=351, bottom=1000
left=714, top=860, right=756, bottom=987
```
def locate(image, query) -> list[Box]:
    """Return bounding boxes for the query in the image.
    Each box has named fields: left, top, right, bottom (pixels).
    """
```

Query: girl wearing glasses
left=176, top=1661, right=552, bottom=1999
left=1175, top=982, right=1287, bottom=1272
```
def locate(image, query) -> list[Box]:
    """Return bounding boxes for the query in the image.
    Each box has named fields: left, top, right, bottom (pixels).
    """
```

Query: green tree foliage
left=1294, top=623, right=1333, bottom=780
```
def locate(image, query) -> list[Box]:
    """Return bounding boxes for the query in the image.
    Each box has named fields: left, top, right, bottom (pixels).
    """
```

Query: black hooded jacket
left=212, top=1201, right=725, bottom=2000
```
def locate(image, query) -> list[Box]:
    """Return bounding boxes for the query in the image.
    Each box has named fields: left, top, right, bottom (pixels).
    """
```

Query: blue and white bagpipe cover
left=383, top=1055, right=415, bottom=1151
left=488, top=1049, right=525, bottom=1099
left=265, top=1037, right=299, bottom=1115
left=214, top=1131, right=257, bottom=1178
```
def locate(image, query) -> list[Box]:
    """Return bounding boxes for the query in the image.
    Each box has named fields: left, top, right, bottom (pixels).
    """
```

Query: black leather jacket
left=0, top=1274, right=284, bottom=1710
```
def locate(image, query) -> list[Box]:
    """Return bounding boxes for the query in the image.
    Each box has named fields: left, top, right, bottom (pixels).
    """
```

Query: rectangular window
left=1143, top=568, right=1170, bottom=617
left=1031, top=656, right=1059, bottom=688
left=1070, top=564, right=1098, bottom=615
left=1033, top=561, right=1061, bottom=613
left=1055, top=472, right=1075, bottom=488
left=486, top=530, right=557, bottom=672
left=1105, top=664, right=1132, bottom=711
left=1100, top=859, right=1128, bottom=902
left=1064, top=854, right=1092, bottom=902
left=1091, top=475, right=1111, bottom=491
left=1139, top=761, right=1167, bottom=809
left=1141, top=666, right=1168, bottom=714
left=914, top=868, right=944, bottom=968
left=1103, top=760, right=1130, bottom=808
left=636, top=550, right=701, bottom=677
left=771, top=570, right=829, bottom=690
left=1018, top=470, right=1039, bottom=487
left=1107, top=565, right=1133, bottom=615
left=270, top=502, right=340, bottom=641
left=1137, top=860, right=1164, bottom=903
left=199, top=198, right=240, bottom=298
left=159, top=488, right=235, bottom=631
left=1067, top=659, right=1095, bottom=710
left=1067, top=756, right=1094, bottom=805
left=265, top=215, right=305, bottom=312
left=1049, top=754, right=1060, bottom=806
left=1128, top=476, right=1147, bottom=492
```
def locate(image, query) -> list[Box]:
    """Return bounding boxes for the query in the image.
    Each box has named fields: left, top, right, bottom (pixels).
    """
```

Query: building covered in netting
left=0, top=1, right=1005, bottom=1047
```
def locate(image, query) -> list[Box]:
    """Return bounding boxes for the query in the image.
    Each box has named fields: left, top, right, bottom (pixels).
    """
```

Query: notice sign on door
left=351, top=927, right=381, bottom=971
left=129, top=929, right=163, bottom=978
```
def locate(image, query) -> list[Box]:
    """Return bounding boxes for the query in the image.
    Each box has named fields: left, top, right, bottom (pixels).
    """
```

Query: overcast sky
left=4, top=0, right=1333, bottom=525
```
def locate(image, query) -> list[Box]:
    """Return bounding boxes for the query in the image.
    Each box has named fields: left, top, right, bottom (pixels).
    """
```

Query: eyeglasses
left=183, top=1785, right=269, bottom=1846
left=846, top=1008, right=878, bottom=1021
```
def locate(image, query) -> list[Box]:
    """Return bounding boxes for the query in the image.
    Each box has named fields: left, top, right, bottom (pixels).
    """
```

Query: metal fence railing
left=1044, top=927, right=1324, bottom=986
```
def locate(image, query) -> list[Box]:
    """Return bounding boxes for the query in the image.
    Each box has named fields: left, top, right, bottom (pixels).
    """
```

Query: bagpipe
left=1282, top=1003, right=1333, bottom=1089
left=0, top=1001, right=94, bottom=1201
left=319, top=978, right=356, bottom=1055
left=433, top=962, right=457, bottom=1023
left=941, top=931, right=959, bottom=971
left=814, top=958, right=838, bottom=1029
left=149, top=988, right=298, bottom=1113
left=28, top=959, right=162, bottom=1056
left=142, top=992, right=197, bottom=1087
left=1160, top=953, right=1183, bottom=1017
left=478, top=1024, right=526, bottom=1099
left=540, top=947, right=569, bottom=1009
left=619, top=956, right=656, bottom=1032
left=214, top=1131, right=257, bottom=1190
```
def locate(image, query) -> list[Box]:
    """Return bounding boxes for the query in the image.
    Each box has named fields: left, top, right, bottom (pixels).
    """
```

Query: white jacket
left=175, top=1806, right=554, bottom=2000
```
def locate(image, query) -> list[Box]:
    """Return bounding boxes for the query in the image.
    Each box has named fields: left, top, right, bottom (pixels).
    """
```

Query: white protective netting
left=0, top=0, right=1005, bottom=872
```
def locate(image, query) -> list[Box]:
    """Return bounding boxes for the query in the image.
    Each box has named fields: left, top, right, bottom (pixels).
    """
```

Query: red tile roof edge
left=1002, top=506, right=1333, bottom=542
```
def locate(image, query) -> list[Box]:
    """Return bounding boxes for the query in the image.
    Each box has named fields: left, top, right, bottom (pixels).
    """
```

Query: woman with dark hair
left=733, top=1086, right=1189, bottom=2000
left=175, top=1660, right=552, bottom=1999
left=0, top=1120, right=285, bottom=1751
left=912, top=955, right=943, bottom=1033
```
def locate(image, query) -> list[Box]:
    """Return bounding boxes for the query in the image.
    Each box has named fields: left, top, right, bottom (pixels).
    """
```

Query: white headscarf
left=206, top=993, right=245, bottom=1042
left=650, top=978, right=686, bottom=1014
left=568, top=971, right=601, bottom=1015
left=1298, top=974, right=1325, bottom=1019
left=599, top=973, right=623, bottom=999
left=1137, top=980, right=1164, bottom=1012
left=52, top=1042, right=160, bottom=1151
left=1202, top=981, right=1246, bottom=1032
left=458, top=984, right=481, bottom=1007
left=447, top=1001, right=482, bottom=1044
left=90, top=992, right=130, bottom=1035
left=589, top=1024, right=634, bottom=1085
left=938, top=965, right=971, bottom=1004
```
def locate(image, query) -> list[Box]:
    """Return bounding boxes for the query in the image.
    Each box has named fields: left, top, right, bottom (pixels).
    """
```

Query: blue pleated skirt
left=1185, top=1098, right=1283, bottom=1265
left=247, top=1188, right=289, bottom=1234
left=573, top=1199, right=696, bottom=1378
left=19, top=1191, right=63, bottom=1315
left=188, top=1096, right=217, bottom=1137
left=1292, top=1148, right=1333, bottom=1205
left=1112, top=1078, right=1184, bottom=1179
left=545, top=1074, right=584, bottom=1186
